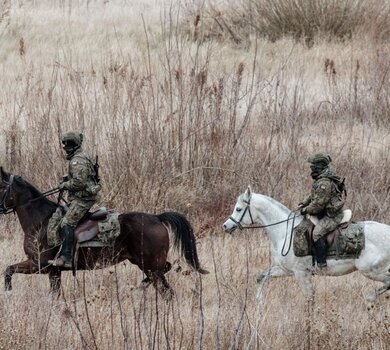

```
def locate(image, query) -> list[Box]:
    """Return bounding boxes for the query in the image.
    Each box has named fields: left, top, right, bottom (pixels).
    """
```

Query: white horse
left=223, top=186, right=390, bottom=301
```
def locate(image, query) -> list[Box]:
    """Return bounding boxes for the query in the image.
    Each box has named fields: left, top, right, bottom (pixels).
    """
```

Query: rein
left=229, top=195, right=300, bottom=256
left=229, top=214, right=297, bottom=230
left=0, top=175, right=60, bottom=214
left=229, top=195, right=300, bottom=230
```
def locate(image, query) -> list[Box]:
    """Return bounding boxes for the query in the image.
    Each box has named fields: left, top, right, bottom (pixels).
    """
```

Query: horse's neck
left=252, top=194, right=297, bottom=249
left=16, top=196, right=55, bottom=236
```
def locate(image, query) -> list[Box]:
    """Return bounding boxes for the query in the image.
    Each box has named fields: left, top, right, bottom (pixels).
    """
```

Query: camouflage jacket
left=301, top=172, right=345, bottom=218
left=61, top=149, right=101, bottom=202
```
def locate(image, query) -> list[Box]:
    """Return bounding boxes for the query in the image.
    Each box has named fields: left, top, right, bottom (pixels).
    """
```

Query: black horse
left=0, top=167, right=208, bottom=298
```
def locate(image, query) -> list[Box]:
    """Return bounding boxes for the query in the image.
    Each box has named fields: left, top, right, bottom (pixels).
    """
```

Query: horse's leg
left=5, top=259, right=39, bottom=291
left=357, top=264, right=390, bottom=301
left=48, top=269, right=62, bottom=296
left=294, top=270, right=314, bottom=300
left=365, top=280, right=390, bottom=302
left=257, top=265, right=293, bottom=284
left=256, top=265, right=293, bottom=299
left=138, top=261, right=172, bottom=289
left=139, top=276, right=152, bottom=289
left=150, top=271, right=174, bottom=301
left=374, top=282, right=390, bottom=298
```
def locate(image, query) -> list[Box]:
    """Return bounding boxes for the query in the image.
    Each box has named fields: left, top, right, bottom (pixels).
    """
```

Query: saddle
left=75, top=207, right=108, bottom=243
left=49, top=206, right=120, bottom=269
left=307, top=209, right=352, bottom=247
left=293, top=209, right=365, bottom=258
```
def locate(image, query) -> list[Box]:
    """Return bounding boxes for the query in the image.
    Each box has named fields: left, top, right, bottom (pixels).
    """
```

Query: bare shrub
left=0, top=2, right=390, bottom=349
left=183, top=0, right=390, bottom=46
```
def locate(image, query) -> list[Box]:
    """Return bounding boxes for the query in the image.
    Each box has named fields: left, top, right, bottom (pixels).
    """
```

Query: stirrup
left=49, top=257, right=72, bottom=269
left=317, top=261, right=327, bottom=268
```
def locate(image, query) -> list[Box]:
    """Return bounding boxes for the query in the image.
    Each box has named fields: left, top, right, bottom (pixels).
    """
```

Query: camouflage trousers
left=295, top=212, right=344, bottom=242
left=60, top=199, right=95, bottom=228
left=47, top=199, right=95, bottom=246
left=312, top=212, right=344, bottom=241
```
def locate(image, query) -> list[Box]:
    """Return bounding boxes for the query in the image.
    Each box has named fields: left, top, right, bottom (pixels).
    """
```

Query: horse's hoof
left=163, top=289, right=174, bottom=302
left=257, top=274, right=265, bottom=284
left=138, top=280, right=152, bottom=290
left=365, top=292, right=377, bottom=303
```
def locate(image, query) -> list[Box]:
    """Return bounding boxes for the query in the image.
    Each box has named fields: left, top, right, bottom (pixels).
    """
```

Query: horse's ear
left=244, top=185, right=252, bottom=201
left=0, top=167, right=9, bottom=181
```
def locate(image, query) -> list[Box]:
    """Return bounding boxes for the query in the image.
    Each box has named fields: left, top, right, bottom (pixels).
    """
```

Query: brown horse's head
left=0, top=167, right=17, bottom=213
left=0, top=167, right=57, bottom=222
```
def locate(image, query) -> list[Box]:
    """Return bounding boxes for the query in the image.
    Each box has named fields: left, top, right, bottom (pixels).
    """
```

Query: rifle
left=94, top=155, right=100, bottom=183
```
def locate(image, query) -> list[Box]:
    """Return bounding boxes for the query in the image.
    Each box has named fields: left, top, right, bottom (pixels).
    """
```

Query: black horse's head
left=0, top=167, right=18, bottom=213
left=0, top=167, right=56, bottom=215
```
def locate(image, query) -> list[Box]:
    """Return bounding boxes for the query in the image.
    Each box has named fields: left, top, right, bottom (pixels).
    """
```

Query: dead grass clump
left=1, top=2, right=390, bottom=349
left=0, top=0, right=10, bottom=32
left=183, top=0, right=390, bottom=46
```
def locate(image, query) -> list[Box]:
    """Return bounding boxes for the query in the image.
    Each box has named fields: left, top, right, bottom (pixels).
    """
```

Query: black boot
left=313, top=237, right=327, bottom=268
left=55, top=225, right=74, bottom=268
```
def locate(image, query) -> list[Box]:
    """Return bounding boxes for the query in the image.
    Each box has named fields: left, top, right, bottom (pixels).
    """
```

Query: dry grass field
left=0, top=0, right=390, bottom=349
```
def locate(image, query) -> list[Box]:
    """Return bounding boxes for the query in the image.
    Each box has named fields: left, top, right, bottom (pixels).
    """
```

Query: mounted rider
left=50, top=131, right=101, bottom=268
left=296, top=152, right=346, bottom=268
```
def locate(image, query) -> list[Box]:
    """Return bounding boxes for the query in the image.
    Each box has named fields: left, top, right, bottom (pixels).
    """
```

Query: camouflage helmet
left=308, top=152, right=332, bottom=166
left=62, top=131, right=83, bottom=159
left=61, top=131, right=83, bottom=146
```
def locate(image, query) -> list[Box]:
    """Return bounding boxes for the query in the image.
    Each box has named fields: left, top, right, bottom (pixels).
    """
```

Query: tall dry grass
left=184, top=0, right=390, bottom=45
left=0, top=0, right=389, bottom=349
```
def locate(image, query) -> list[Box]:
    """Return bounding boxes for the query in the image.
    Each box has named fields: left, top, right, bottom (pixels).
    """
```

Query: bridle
left=0, top=175, right=61, bottom=215
left=229, top=195, right=298, bottom=230
left=228, top=194, right=300, bottom=256
left=0, top=175, right=15, bottom=214
left=228, top=197, right=255, bottom=230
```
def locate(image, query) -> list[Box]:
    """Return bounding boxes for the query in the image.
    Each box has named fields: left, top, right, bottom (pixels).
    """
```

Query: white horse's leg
left=365, top=280, right=390, bottom=302
left=256, top=265, right=292, bottom=299
left=356, top=256, right=390, bottom=302
left=256, top=265, right=292, bottom=284
left=294, top=270, right=314, bottom=300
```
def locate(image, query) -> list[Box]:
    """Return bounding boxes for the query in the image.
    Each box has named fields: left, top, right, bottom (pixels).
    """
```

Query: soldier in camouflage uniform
left=295, top=152, right=346, bottom=268
left=51, top=131, right=101, bottom=268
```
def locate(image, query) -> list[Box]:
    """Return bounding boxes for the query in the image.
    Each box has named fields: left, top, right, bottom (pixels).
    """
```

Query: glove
left=59, top=182, right=68, bottom=190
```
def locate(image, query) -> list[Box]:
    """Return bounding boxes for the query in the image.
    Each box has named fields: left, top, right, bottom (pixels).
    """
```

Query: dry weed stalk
left=0, top=1, right=389, bottom=349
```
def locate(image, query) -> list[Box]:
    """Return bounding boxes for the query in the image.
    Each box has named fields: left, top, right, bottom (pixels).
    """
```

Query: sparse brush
left=183, top=0, right=390, bottom=46
left=1, top=1, right=390, bottom=349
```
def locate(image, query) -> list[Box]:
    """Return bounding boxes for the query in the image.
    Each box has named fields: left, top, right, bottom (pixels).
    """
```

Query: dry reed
left=0, top=1, right=389, bottom=349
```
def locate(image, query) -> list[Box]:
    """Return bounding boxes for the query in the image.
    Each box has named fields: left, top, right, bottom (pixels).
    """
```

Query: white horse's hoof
left=4, top=290, right=12, bottom=298
left=365, top=292, right=377, bottom=303
left=257, top=273, right=267, bottom=284
left=256, top=287, right=262, bottom=300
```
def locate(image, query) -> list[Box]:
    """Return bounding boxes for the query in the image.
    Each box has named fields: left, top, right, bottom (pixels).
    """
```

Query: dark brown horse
left=0, top=168, right=208, bottom=298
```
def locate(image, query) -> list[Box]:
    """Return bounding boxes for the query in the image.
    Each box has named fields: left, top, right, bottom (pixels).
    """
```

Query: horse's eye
left=236, top=207, right=242, bottom=212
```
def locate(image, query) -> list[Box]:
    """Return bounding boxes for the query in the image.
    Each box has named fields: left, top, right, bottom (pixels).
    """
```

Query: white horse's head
left=223, top=186, right=256, bottom=234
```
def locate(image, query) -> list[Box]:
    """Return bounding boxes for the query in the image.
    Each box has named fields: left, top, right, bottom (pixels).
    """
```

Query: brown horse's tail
left=157, top=212, right=208, bottom=274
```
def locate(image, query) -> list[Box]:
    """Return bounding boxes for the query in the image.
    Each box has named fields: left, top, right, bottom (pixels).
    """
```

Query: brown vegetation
left=184, top=0, right=390, bottom=46
left=0, top=0, right=389, bottom=349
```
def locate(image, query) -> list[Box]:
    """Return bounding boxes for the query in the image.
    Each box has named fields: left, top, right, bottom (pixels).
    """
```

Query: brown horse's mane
left=15, top=175, right=57, bottom=207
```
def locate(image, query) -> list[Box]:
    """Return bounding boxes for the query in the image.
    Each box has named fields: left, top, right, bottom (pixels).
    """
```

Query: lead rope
left=281, top=210, right=299, bottom=257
